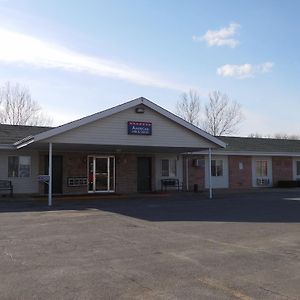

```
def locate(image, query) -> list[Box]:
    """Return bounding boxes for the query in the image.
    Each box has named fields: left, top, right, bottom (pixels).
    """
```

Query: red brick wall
left=63, top=153, right=87, bottom=194
left=115, top=154, right=137, bottom=193
left=228, top=156, right=252, bottom=188
left=272, top=156, right=293, bottom=186
left=185, top=155, right=205, bottom=191
left=39, top=152, right=141, bottom=194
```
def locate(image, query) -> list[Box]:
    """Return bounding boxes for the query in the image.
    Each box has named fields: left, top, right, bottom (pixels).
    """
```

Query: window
left=256, top=160, right=268, bottom=177
left=296, top=161, right=300, bottom=176
left=161, top=159, right=177, bottom=177
left=8, top=156, right=31, bottom=178
left=211, top=160, right=223, bottom=177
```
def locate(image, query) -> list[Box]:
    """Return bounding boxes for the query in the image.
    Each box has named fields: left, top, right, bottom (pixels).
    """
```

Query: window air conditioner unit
left=192, top=159, right=204, bottom=167
left=256, top=178, right=270, bottom=186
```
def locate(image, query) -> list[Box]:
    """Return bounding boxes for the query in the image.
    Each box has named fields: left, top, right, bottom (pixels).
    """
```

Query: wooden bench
left=0, top=180, right=13, bottom=197
left=161, top=178, right=181, bottom=191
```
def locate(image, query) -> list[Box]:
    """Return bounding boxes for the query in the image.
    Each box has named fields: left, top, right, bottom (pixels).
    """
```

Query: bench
left=0, top=180, right=13, bottom=197
left=161, top=178, right=181, bottom=191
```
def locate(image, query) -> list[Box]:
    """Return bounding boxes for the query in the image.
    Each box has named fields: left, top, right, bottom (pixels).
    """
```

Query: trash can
left=193, top=184, right=198, bottom=193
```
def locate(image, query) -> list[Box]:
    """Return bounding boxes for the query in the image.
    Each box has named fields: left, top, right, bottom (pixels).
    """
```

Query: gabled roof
left=15, top=97, right=226, bottom=149
left=0, top=124, right=51, bottom=144
left=219, top=136, right=300, bottom=153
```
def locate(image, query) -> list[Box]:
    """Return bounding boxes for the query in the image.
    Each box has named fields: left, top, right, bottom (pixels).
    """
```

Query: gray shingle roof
left=219, top=136, right=300, bottom=153
left=1, top=124, right=300, bottom=154
left=0, top=124, right=52, bottom=144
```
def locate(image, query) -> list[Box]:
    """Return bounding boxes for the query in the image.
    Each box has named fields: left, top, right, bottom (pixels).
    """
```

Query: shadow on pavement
left=1, top=190, right=300, bottom=223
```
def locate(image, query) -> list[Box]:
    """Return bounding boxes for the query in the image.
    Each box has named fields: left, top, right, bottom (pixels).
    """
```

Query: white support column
left=48, top=143, right=53, bottom=207
left=185, top=156, right=189, bottom=191
left=208, top=148, right=212, bottom=199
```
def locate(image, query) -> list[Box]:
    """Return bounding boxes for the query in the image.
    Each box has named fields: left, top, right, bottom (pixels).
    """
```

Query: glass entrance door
left=88, top=156, right=115, bottom=192
left=95, top=157, right=108, bottom=191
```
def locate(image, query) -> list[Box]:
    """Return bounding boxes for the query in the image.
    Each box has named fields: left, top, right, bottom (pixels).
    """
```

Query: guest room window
left=8, top=156, right=31, bottom=178
left=211, top=159, right=223, bottom=177
left=256, top=160, right=268, bottom=177
left=296, top=161, right=300, bottom=176
left=161, top=159, right=177, bottom=177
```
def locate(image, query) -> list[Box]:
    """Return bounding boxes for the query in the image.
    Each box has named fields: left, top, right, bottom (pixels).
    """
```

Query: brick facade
left=272, top=156, right=293, bottom=186
left=39, top=152, right=155, bottom=194
left=228, top=156, right=252, bottom=188
left=39, top=152, right=88, bottom=194
left=186, top=155, right=205, bottom=191
left=115, top=154, right=137, bottom=193
left=39, top=152, right=296, bottom=194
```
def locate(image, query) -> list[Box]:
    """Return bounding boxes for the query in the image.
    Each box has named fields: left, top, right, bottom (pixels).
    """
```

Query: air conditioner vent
left=256, top=178, right=270, bottom=186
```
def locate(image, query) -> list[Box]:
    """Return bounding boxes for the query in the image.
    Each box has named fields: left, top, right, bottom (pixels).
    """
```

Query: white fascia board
left=16, top=97, right=225, bottom=149
left=189, top=150, right=300, bottom=157
left=16, top=138, right=35, bottom=149
left=0, top=144, right=15, bottom=150
left=14, top=135, right=34, bottom=146
left=33, top=98, right=143, bottom=142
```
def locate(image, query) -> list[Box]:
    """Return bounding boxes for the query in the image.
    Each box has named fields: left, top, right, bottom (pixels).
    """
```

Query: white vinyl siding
left=46, top=105, right=216, bottom=149
left=0, top=151, right=39, bottom=193
left=155, top=154, right=183, bottom=190
left=205, top=156, right=229, bottom=188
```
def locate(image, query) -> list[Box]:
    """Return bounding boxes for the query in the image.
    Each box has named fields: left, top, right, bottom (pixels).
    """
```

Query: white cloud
left=0, top=28, right=193, bottom=91
left=193, top=23, right=240, bottom=48
left=217, top=62, right=274, bottom=79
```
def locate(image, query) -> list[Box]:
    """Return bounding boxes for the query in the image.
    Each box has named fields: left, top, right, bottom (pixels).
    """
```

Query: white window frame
left=252, top=157, right=272, bottom=187
left=292, top=158, right=300, bottom=180
left=256, top=160, right=268, bottom=178
left=8, top=155, right=31, bottom=178
left=161, top=159, right=177, bottom=177
left=295, top=160, right=300, bottom=177
left=211, top=159, right=223, bottom=177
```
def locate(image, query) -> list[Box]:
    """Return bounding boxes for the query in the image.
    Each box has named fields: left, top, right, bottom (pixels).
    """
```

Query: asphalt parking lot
left=1, top=190, right=300, bottom=300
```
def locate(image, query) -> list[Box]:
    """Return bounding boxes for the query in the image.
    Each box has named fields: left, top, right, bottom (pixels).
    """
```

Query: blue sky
left=0, top=0, right=299, bottom=136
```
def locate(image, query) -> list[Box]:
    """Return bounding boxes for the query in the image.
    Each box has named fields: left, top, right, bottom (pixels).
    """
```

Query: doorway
left=88, top=156, right=115, bottom=192
left=137, top=157, right=152, bottom=192
left=44, top=155, right=63, bottom=194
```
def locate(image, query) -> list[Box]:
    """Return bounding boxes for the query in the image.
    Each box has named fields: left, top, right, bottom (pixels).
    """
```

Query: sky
left=0, top=0, right=299, bottom=136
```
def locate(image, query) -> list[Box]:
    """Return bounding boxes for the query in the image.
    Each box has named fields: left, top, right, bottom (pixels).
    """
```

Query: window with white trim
left=8, top=156, right=31, bottom=178
left=296, top=161, right=300, bottom=176
left=161, top=159, right=177, bottom=177
left=256, top=160, right=268, bottom=177
left=211, top=159, right=223, bottom=177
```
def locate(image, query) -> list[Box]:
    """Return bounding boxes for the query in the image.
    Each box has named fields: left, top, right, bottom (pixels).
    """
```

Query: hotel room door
left=137, top=157, right=152, bottom=192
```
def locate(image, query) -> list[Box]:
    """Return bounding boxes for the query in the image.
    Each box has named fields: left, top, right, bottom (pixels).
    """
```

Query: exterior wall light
left=135, top=107, right=145, bottom=113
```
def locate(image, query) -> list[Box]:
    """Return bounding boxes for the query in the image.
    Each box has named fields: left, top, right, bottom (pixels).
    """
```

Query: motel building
left=1, top=97, right=300, bottom=205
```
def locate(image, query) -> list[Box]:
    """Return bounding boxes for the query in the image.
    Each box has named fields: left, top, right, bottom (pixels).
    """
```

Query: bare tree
left=176, top=90, right=201, bottom=126
left=273, top=133, right=300, bottom=140
left=0, top=82, right=52, bottom=126
left=248, top=133, right=263, bottom=138
left=249, top=133, right=300, bottom=140
left=203, top=91, right=243, bottom=136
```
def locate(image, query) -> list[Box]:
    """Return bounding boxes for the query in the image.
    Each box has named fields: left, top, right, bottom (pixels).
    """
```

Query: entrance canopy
left=13, top=97, right=226, bottom=205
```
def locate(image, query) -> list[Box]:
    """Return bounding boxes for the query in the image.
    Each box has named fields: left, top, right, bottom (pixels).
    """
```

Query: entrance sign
left=128, top=121, right=152, bottom=135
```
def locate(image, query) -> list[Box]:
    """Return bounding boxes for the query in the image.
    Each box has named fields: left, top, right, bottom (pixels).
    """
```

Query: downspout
left=48, top=143, right=53, bottom=206
left=208, top=148, right=212, bottom=199
left=185, top=156, right=189, bottom=191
